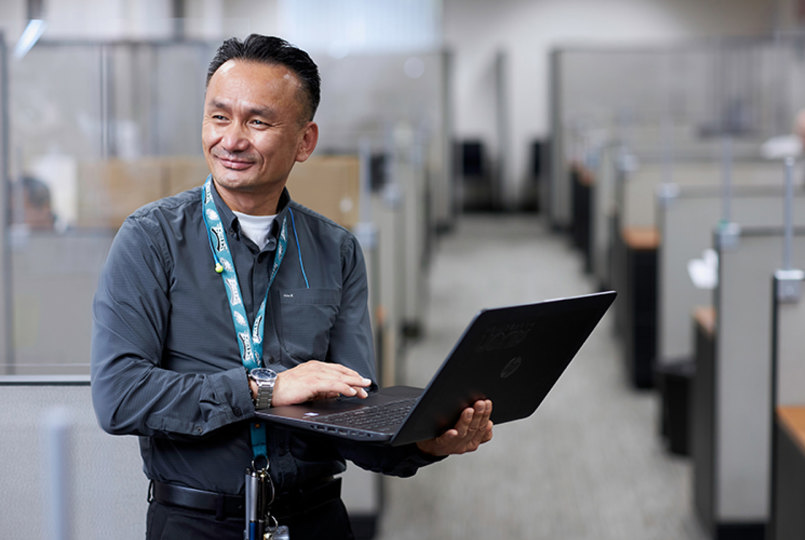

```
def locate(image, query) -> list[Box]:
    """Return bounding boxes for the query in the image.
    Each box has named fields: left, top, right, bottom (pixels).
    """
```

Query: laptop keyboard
left=312, top=398, right=417, bottom=433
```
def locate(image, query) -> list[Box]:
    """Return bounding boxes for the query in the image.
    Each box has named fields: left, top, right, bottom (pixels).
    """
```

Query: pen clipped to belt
left=245, top=455, right=289, bottom=540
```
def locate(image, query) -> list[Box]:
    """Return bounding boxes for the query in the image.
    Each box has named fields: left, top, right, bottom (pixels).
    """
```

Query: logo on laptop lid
left=500, top=356, right=523, bottom=379
left=477, top=322, right=535, bottom=352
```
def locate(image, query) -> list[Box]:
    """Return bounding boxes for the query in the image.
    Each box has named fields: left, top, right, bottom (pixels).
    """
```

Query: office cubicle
left=549, top=38, right=804, bottom=231
left=693, top=229, right=805, bottom=535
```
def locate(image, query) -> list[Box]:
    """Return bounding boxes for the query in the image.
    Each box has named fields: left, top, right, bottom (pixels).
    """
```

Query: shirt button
left=232, top=406, right=243, bottom=417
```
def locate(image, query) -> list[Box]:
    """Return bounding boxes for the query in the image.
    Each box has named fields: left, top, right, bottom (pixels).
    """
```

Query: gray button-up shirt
left=91, top=180, right=436, bottom=495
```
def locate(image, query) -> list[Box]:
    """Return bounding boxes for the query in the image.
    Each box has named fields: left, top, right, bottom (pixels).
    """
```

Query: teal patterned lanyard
left=201, top=176, right=287, bottom=458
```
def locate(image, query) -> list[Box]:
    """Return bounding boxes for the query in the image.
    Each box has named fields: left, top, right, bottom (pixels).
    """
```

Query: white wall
left=443, top=0, right=778, bottom=208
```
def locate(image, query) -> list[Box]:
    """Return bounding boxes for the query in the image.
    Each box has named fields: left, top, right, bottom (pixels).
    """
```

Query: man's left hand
left=416, top=399, right=493, bottom=456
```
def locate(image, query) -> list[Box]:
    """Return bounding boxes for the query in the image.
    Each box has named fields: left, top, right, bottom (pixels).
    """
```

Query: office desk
left=619, top=226, right=659, bottom=388
left=570, top=162, right=594, bottom=272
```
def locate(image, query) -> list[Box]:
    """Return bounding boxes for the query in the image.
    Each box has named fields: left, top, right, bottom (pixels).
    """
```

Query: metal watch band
left=249, top=369, right=276, bottom=410
left=254, top=379, right=273, bottom=409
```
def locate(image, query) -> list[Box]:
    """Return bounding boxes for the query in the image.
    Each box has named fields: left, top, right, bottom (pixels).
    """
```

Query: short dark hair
left=207, top=34, right=321, bottom=121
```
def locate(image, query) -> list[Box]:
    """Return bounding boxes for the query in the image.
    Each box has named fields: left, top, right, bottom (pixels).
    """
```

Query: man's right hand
left=251, top=360, right=372, bottom=407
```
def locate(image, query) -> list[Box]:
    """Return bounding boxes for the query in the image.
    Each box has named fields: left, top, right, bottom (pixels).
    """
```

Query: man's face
left=202, top=59, right=317, bottom=210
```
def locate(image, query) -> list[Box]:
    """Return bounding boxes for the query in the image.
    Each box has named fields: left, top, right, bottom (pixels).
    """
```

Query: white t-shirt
left=232, top=210, right=276, bottom=250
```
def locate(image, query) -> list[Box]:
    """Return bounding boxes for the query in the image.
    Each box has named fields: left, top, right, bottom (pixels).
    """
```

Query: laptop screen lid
left=255, top=290, right=616, bottom=446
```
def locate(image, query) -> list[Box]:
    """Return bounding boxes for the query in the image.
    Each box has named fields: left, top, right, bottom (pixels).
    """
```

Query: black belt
left=149, top=477, right=341, bottom=521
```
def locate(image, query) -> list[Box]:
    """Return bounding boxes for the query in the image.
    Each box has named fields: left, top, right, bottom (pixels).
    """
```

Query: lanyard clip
left=245, top=455, right=276, bottom=539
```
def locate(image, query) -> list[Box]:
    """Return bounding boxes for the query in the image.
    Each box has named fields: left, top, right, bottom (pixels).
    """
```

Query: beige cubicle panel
left=287, top=154, right=361, bottom=229
left=162, top=156, right=212, bottom=196
left=72, top=154, right=364, bottom=231
left=75, top=156, right=210, bottom=230
left=75, top=158, right=165, bottom=229
left=622, top=159, right=783, bottom=231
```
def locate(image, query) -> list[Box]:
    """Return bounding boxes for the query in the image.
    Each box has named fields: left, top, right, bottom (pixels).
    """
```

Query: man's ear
left=295, top=122, right=319, bottom=163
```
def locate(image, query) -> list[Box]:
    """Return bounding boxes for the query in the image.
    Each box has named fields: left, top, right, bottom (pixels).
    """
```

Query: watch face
left=250, top=368, right=277, bottom=382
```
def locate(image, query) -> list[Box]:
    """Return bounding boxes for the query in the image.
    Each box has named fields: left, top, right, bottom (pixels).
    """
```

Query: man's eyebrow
left=206, top=98, right=274, bottom=118
left=206, top=98, right=231, bottom=111
left=246, top=105, right=275, bottom=118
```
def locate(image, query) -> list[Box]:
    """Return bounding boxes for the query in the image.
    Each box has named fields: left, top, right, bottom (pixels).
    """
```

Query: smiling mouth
left=216, top=155, right=254, bottom=171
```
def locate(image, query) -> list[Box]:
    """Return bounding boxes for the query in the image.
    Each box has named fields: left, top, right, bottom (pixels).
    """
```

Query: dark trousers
left=146, top=498, right=355, bottom=540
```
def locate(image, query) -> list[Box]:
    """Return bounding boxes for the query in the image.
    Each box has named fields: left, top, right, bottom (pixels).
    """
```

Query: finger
left=461, top=400, right=489, bottom=436
left=474, top=400, right=492, bottom=428
left=273, top=364, right=373, bottom=406
left=455, top=407, right=475, bottom=437
left=308, top=361, right=373, bottom=386
left=466, top=402, right=487, bottom=433
left=482, top=422, right=494, bottom=443
left=298, top=362, right=373, bottom=391
left=325, top=381, right=370, bottom=399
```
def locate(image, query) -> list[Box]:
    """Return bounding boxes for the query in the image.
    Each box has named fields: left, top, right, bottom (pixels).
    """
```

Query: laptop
left=256, top=290, right=616, bottom=446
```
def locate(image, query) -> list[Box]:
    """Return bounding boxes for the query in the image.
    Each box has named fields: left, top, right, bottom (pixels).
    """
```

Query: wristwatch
left=248, top=367, right=278, bottom=410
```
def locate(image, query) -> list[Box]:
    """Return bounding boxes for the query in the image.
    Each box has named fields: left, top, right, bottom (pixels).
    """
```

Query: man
left=91, top=34, right=493, bottom=540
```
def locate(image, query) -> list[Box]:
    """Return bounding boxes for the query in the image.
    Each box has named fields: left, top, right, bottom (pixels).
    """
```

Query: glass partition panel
left=3, top=40, right=212, bottom=377
left=1, top=39, right=448, bottom=377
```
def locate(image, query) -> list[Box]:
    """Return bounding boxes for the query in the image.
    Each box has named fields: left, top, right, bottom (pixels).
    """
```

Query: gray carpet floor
left=375, top=213, right=708, bottom=540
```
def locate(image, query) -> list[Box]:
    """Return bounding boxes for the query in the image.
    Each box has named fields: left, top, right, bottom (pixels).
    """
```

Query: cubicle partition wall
left=657, top=181, right=805, bottom=370
left=693, top=228, right=805, bottom=537
left=654, top=181, right=805, bottom=455
left=769, top=271, right=805, bottom=539
left=589, top=142, right=624, bottom=290
left=621, top=156, right=780, bottom=232
left=609, top=155, right=790, bottom=388
left=550, top=38, right=802, bottom=231
left=0, top=383, right=148, bottom=540
left=3, top=40, right=213, bottom=377
left=312, top=49, right=452, bottom=234
left=0, top=36, right=9, bottom=370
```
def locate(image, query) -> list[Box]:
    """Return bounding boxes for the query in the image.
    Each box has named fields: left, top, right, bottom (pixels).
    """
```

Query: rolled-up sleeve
left=90, top=215, right=253, bottom=439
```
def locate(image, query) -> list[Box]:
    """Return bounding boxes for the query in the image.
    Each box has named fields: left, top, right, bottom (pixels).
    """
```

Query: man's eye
left=251, top=119, right=269, bottom=127
left=212, top=114, right=228, bottom=121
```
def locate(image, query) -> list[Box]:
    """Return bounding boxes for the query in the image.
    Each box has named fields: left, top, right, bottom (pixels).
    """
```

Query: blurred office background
left=4, top=0, right=805, bottom=539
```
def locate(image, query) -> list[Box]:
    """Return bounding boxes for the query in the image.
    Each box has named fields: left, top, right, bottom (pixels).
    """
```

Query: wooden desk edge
left=693, top=306, right=716, bottom=336
left=570, top=161, right=595, bottom=187
left=777, top=406, right=805, bottom=456
left=622, top=226, right=659, bottom=250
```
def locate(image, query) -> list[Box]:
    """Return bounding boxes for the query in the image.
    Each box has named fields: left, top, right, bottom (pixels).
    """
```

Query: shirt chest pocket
left=278, top=288, right=340, bottom=361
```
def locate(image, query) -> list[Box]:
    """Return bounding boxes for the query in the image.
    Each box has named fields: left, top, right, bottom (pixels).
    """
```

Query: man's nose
left=221, top=123, right=250, bottom=152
